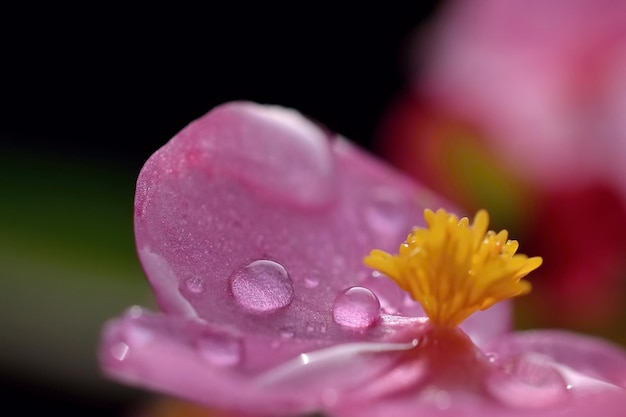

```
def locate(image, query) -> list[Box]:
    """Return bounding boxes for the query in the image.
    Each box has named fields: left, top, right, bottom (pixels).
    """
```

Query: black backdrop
left=2, top=3, right=439, bottom=171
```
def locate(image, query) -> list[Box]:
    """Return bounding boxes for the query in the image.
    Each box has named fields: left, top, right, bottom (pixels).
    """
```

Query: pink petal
left=334, top=330, right=626, bottom=417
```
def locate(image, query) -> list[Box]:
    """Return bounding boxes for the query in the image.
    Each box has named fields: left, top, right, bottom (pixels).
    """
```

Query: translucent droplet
left=280, top=328, right=295, bottom=339
left=486, top=353, right=569, bottom=408
left=195, top=332, right=243, bottom=367
left=333, top=286, right=381, bottom=328
left=110, top=342, right=130, bottom=362
left=364, top=191, right=406, bottom=235
left=230, top=260, right=294, bottom=313
left=304, top=277, right=319, bottom=288
left=128, top=305, right=144, bottom=318
left=185, top=276, right=205, bottom=294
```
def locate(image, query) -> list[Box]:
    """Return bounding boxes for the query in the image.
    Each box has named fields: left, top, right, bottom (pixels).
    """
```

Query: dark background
left=1, top=3, right=440, bottom=416
left=2, top=3, right=439, bottom=171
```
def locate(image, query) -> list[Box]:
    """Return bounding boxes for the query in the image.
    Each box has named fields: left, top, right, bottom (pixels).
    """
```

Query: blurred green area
left=0, top=148, right=153, bottom=411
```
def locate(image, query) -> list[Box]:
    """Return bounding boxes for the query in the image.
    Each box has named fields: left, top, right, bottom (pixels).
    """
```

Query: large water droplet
left=230, top=260, right=294, bottom=313
left=364, top=190, right=406, bottom=236
left=333, top=286, right=381, bottom=328
left=486, top=353, right=570, bottom=408
left=195, top=332, right=243, bottom=367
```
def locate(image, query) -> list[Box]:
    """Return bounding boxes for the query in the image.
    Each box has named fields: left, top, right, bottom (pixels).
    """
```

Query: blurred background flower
left=377, top=0, right=626, bottom=344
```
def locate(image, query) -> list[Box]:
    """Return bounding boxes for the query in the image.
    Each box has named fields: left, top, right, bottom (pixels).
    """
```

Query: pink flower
left=100, top=102, right=626, bottom=416
left=377, top=0, right=626, bottom=330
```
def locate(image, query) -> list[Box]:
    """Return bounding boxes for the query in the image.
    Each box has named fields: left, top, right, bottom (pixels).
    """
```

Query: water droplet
left=486, top=353, right=569, bottom=408
left=185, top=276, right=205, bottom=294
left=195, top=332, right=243, bottom=367
left=230, top=260, right=294, bottom=313
left=364, top=191, right=406, bottom=235
left=128, top=305, right=144, bottom=318
left=304, top=277, right=319, bottom=288
left=333, top=286, right=381, bottom=328
left=110, top=342, right=130, bottom=361
left=279, top=328, right=295, bottom=339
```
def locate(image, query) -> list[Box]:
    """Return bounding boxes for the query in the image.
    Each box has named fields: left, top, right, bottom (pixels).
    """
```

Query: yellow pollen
left=364, top=208, right=542, bottom=327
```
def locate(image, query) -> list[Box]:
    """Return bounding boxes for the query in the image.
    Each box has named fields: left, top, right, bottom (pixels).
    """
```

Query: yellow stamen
left=364, top=209, right=542, bottom=327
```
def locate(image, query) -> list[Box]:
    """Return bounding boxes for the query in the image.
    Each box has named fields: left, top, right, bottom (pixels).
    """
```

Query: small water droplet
left=364, top=191, right=406, bottom=235
left=279, top=328, right=295, bottom=339
left=486, top=353, right=569, bottom=408
left=128, top=305, right=144, bottom=318
left=185, top=276, right=205, bottom=294
left=110, top=342, right=130, bottom=361
left=304, top=277, right=319, bottom=288
left=230, top=260, right=294, bottom=313
left=195, top=332, right=243, bottom=367
left=333, top=286, right=381, bottom=328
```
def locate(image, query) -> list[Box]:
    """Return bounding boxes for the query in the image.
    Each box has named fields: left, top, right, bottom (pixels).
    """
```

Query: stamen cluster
left=365, top=209, right=542, bottom=326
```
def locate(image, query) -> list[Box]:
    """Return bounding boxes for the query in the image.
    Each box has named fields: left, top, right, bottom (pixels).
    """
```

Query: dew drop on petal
left=128, top=305, right=144, bottom=318
left=185, top=276, right=205, bottom=294
left=280, top=328, right=295, bottom=339
left=230, top=260, right=294, bottom=313
left=110, top=342, right=130, bottom=362
left=195, top=332, right=243, bottom=367
left=486, top=353, right=570, bottom=408
left=304, top=276, right=320, bottom=288
left=333, top=286, right=381, bottom=328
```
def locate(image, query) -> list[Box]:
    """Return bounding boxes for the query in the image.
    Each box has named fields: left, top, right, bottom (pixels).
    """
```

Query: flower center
left=364, top=209, right=542, bottom=327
